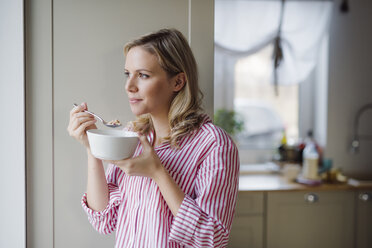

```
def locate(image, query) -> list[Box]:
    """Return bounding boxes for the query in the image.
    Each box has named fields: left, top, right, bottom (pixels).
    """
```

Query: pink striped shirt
left=81, top=116, right=240, bottom=247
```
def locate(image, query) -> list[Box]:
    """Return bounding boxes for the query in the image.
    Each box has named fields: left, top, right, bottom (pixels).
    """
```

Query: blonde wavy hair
left=124, top=28, right=204, bottom=148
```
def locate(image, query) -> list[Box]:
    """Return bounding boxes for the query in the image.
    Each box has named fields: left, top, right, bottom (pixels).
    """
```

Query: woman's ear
left=173, top=73, right=186, bottom=92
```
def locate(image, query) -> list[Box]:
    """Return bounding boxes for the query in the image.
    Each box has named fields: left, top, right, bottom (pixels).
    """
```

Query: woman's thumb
left=80, top=102, right=87, bottom=110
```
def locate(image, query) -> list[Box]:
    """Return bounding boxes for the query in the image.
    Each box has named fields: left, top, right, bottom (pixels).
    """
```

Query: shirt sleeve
left=169, top=143, right=240, bottom=247
left=81, top=163, right=121, bottom=235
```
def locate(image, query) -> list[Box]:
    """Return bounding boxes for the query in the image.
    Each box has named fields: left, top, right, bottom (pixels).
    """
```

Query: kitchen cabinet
left=229, top=216, right=263, bottom=248
left=231, top=174, right=372, bottom=248
left=229, top=192, right=264, bottom=248
left=266, top=191, right=354, bottom=248
left=356, top=190, right=372, bottom=248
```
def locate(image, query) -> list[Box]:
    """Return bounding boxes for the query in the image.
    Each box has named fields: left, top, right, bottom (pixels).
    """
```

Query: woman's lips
left=129, top=98, right=142, bottom=104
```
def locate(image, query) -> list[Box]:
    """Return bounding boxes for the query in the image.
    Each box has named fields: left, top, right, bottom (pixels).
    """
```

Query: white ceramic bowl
left=87, top=129, right=139, bottom=160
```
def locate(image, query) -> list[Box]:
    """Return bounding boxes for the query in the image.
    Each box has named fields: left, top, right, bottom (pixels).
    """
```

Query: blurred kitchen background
left=1, top=0, right=371, bottom=247
left=214, top=0, right=372, bottom=179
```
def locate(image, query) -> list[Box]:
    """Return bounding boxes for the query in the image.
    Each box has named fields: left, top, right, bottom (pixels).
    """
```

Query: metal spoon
left=73, top=103, right=122, bottom=128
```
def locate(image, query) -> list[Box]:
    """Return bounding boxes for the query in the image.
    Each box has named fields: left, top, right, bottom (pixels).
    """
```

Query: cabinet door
left=267, top=191, right=354, bottom=248
left=229, top=216, right=263, bottom=248
left=356, top=190, right=372, bottom=248
left=229, top=192, right=264, bottom=248
left=235, top=192, right=264, bottom=215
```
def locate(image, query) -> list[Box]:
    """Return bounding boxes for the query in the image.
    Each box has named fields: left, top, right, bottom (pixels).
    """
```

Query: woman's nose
left=125, top=77, right=138, bottom=93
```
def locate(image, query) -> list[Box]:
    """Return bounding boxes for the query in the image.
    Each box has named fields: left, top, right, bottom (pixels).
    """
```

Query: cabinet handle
left=304, top=193, right=319, bottom=203
left=359, top=192, right=371, bottom=202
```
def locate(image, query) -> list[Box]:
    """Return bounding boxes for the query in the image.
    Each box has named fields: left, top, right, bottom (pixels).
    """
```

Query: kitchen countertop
left=238, top=173, right=372, bottom=192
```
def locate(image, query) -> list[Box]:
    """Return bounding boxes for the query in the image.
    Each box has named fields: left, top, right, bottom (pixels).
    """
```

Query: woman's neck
left=151, top=114, right=171, bottom=147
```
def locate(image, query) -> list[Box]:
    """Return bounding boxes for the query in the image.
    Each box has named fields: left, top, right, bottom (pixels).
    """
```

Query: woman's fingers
left=68, top=113, right=94, bottom=134
left=69, top=102, right=86, bottom=118
left=68, top=109, right=95, bottom=134
left=74, top=119, right=97, bottom=136
left=68, top=103, right=89, bottom=129
left=108, top=157, right=141, bottom=177
left=67, top=102, right=96, bottom=149
left=105, top=158, right=129, bottom=166
left=72, top=117, right=94, bottom=133
left=73, top=113, right=93, bottom=124
left=74, top=112, right=93, bottom=118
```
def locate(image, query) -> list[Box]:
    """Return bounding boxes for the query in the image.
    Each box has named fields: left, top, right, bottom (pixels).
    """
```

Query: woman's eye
left=124, top=72, right=130, bottom=78
left=139, top=73, right=149, bottom=79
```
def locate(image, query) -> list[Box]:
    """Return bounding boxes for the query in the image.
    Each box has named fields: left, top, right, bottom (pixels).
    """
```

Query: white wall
left=326, top=0, right=372, bottom=177
left=26, top=0, right=214, bottom=247
left=0, top=0, right=26, bottom=247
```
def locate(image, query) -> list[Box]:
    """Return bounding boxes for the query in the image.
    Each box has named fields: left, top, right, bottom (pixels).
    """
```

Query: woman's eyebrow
left=136, top=69, right=153, bottom=73
left=124, top=68, right=153, bottom=73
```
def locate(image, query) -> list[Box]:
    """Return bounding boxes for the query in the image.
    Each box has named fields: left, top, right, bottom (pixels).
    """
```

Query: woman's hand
left=106, top=136, right=163, bottom=179
left=108, top=135, right=185, bottom=216
left=67, top=102, right=97, bottom=149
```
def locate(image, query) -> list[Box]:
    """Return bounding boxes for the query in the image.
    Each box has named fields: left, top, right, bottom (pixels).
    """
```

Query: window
left=234, top=44, right=299, bottom=163
left=217, top=43, right=301, bottom=164
left=214, top=0, right=332, bottom=165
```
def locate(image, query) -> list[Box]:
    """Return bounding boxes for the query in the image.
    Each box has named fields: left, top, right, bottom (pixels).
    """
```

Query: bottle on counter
left=302, top=131, right=320, bottom=180
left=277, top=130, right=287, bottom=161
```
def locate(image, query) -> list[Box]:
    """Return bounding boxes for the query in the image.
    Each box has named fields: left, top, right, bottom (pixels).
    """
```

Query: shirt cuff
left=81, top=183, right=121, bottom=222
left=168, top=194, right=202, bottom=246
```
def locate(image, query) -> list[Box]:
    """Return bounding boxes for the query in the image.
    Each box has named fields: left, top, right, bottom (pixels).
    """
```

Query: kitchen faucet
left=350, top=103, right=372, bottom=154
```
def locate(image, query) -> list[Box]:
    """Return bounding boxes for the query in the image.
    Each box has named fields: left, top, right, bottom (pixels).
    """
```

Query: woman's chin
left=130, top=108, right=146, bottom=117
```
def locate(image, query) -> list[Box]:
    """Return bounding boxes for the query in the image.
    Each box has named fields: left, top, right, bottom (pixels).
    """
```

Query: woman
left=68, top=28, right=239, bottom=248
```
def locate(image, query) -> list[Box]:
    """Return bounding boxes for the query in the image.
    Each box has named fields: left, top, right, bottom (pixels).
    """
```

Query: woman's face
left=124, top=46, right=177, bottom=118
